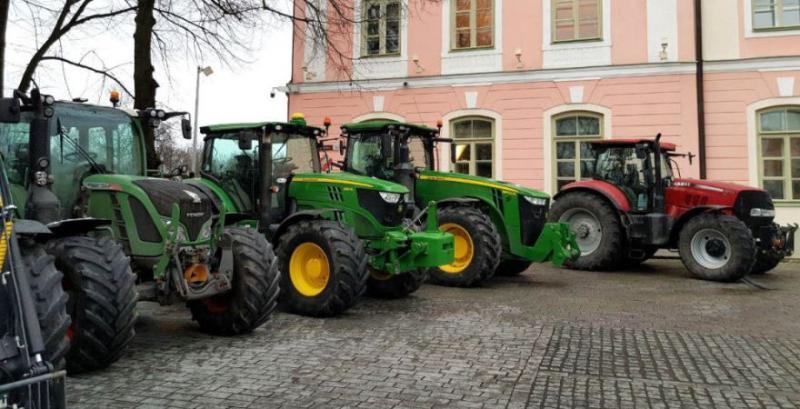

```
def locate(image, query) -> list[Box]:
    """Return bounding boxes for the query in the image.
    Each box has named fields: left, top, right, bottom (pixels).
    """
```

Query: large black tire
left=548, top=192, right=624, bottom=270
left=749, top=251, right=783, bottom=275
left=495, top=258, right=533, bottom=276
left=429, top=205, right=501, bottom=287
left=188, top=227, right=280, bottom=335
left=276, top=220, right=368, bottom=317
left=366, top=268, right=427, bottom=299
left=19, top=241, right=70, bottom=369
left=678, top=214, right=755, bottom=282
left=47, top=237, right=137, bottom=374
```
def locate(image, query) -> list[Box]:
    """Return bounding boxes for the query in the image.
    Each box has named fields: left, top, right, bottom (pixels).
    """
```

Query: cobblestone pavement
left=68, top=259, right=800, bottom=408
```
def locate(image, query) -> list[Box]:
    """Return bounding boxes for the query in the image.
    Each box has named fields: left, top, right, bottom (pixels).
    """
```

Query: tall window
left=553, top=112, right=602, bottom=190
left=758, top=107, right=800, bottom=201
left=451, top=117, right=494, bottom=178
left=362, top=0, right=401, bottom=56
left=452, top=0, right=494, bottom=50
left=753, top=0, right=800, bottom=30
left=552, top=0, right=602, bottom=42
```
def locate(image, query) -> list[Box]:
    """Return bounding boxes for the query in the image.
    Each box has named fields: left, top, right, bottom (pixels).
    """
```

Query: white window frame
left=352, top=0, right=408, bottom=79
left=745, top=0, right=800, bottom=37
left=440, top=0, right=503, bottom=75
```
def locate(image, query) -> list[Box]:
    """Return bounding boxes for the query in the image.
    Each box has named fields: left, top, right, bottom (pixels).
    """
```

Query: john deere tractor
left=338, top=121, right=579, bottom=287
left=0, top=91, right=279, bottom=372
left=194, top=114, right=453, bottom=316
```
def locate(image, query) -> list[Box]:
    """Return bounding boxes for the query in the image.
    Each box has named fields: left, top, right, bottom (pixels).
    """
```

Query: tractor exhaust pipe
left=653, top=133, right=665, bottom=212
left=258, top=127, right=273, bottom=232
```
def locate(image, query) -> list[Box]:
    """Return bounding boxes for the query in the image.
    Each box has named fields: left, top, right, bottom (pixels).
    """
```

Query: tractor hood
left=672, top=178, right=767, bottom=195
left=418, top=170, right=549, bottom=199
left=291, top=172, right=408, bottom=193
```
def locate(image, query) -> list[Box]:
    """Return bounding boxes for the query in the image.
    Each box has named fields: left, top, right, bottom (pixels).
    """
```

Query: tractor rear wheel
left=47, top=237, right=137, bottom=374
left=549, top=192, right=624, bottom=270
left=750, top=251, right=782, bottom=275
left=276, top=220, right=368, bottom=317
left=189, top=227, right=280, bottom=335
left=678, top=214, right=755, bottom=282
left=366, top=268, right=427, bottom=299
left=20, top=241, right=70, bottom=369
left=429, top=205, right=501, bottom=287
left=495, top=259, right=533, bottom=276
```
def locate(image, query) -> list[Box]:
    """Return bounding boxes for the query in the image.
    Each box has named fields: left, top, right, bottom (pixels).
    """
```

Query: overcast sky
left=4, top=1, right=293, bottom=144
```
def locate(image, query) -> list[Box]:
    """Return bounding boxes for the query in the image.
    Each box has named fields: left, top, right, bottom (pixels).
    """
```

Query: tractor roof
left=200, top=121, right=324, bottom=135
left=341, top=121, right=439, bottom=136
left=590, top=138, right=677, bottom=151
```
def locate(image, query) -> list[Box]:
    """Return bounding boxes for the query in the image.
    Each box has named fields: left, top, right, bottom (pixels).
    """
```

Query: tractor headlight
left=750, top=208, right=776, bottom=218
left=379, top=191, right=402, bottom=204
left=523, top=196, right=548, bottom=206
left=198, top=220, right=213, bottom=240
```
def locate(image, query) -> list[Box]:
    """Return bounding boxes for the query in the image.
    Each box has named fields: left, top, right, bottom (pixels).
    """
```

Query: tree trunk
left=0, top=0, right=9, bottom=95
left=133, top=0, right=159, bottom=170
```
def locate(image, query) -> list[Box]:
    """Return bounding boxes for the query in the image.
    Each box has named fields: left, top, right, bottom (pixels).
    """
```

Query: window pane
left=477, top=0, right=492, bottom=9
left=455, top=163, right=470, bottom=174
left=367, top=38, right=380, bottom=55
left=367, top=4, right=380, bottom=19
left=764, top=180, right=784, bottom=199
left=367, top=20, right=379, bottom=35
left=580, top=160, right=595, bottom=177
left=476, top=9, right=492, bottom=28
left=555, top=20, right=575, bottom=42
left=555, top=0, right=574, bottom=19
left=386, top=21, right=400, bottom=53
left=761, top=110, right=785, bottom=131
left=578, top=20, right=599, bottom=38
left=556, top=117, right=577, bottom=136
left=787, top=110, right=800, bottom=131
left=763, top=159, right=784, bottom=176
left=473, top=120, right=492, bottom=138
left=794, top=181, right=800, bottom=200
left=476, top=28, right=493, bottom=46
left=557, top=179, right=574, bottom=190
left=577, top=116, right=600, bottom=136
left=453, top=121, right=471, bottom=138
left=476, top=162, right=492, bottom=177
left=580, top=142, right=595, bottom=158
left=455, top=144, right=470, bottom=161
left=476, top=143, right=492, bottom=160
left=456, top=0, right=471, bottom=12
left=579, top=0, right=598, bottom=15
left=556, top=141, right=575, bottom=159
left=791, top=138, right=800, bottom=156
left=557, top=161, right=575, bottom=177
left=456, top=30, right=471, bottom=48
left=792, top=159, right=800, bottom=177
left=762, top=138, right=784, bottom=157
left=386, top=2, right=400, bottom=19
left=784, top=0, right=800, bottom=26
left=456, top=13, right=470, bottom=28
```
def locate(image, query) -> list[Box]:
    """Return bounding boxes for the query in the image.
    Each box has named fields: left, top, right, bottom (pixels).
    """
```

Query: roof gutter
left=694, top=0, right=707, bottom=179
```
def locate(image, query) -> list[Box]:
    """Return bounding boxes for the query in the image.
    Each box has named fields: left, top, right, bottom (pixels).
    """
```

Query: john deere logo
left=183, top=190, right=202, bottom=204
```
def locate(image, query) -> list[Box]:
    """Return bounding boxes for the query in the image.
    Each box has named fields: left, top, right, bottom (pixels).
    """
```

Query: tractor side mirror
left=0, top=98, right=21, bottom=123
left=381, top=135, right=393, bottom=162
left=238, top=137, right=253, bottom=151
left=181, top=118, right=192, bottom=140
left=339, top=138, right=346, bottom=156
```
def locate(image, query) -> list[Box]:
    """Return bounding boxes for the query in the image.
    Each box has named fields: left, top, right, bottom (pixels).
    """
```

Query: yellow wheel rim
left=289, top=242, right=330, bottom=297
left=439, top=223, right=474, bottom=274
left=369, top=268, right=392, bottom=281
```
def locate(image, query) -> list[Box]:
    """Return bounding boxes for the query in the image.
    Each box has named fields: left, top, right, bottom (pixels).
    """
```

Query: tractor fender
left=554, top=181, right=632, bottom=212
left=667, top=205, right=731, bottom=246
left=46, top=217, right=112, bottom=238
left=13, top=218, right=52, bottom=239
left=271, top=209, right=343, bottom=242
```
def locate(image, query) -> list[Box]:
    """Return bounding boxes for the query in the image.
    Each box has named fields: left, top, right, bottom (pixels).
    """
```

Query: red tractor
left=548, top=134, right=797, bottom=282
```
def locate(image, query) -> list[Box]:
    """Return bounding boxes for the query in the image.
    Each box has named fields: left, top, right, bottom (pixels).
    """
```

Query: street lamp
left=192, top=65, right=214, bottom=173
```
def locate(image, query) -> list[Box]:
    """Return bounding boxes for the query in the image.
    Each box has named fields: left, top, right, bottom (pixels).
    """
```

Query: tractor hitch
left=526, top=222, right=581, bottom=267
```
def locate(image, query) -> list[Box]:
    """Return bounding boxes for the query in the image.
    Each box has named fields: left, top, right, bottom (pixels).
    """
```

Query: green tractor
left=0, top=91, right=280, bottom=372
left=193, top=114, right=454, bottom=316
left=337, top=120, right=580, bottom=287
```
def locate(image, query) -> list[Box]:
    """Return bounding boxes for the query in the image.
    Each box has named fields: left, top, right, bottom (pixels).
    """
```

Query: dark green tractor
left=338, top=121, right=580, bottom=287
left=0, top=91, right=279, bottom=373
left=194, top=114, right=453, bottom=316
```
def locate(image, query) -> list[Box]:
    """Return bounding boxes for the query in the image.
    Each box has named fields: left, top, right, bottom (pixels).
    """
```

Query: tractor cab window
left=271, top=132, right=320, bottom=179
left=594, top=146, right=653, bottom=209
left=346, top=133, right=395, bottom=179
left=203, top=131, right=260, bottom=212
left=407, top=135, right=433, bottom=170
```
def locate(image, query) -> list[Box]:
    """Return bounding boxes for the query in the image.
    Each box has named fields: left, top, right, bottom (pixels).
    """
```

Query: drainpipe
left=694, top=0, right=707, bottom=179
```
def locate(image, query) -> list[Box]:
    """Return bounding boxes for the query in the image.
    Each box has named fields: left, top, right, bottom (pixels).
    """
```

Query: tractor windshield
left=345, top=132, right=432, bottom=178
left=592, top=146, right=654, bottom=209
left=202, top=130, right=319, bottom=212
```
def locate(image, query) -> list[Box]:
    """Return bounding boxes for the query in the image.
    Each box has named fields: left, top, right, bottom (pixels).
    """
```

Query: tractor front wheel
left=366, top=268, right=427, bottom=299
left=429, top=205, right=501, bottom=287
left=47, top=237, right=137, bottom=374
left=549, top=192, right=624, bottom=270
left=276, top=220, right=368, bottom=317
left=495, top=259, right=533, bottom=276
left=678, top=214, right=755, bottom=282
left=188, top=227, right=280, bottom=335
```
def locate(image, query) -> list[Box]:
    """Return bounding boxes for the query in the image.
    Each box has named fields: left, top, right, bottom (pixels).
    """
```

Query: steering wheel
left=63, top=151, right=98, bottom=162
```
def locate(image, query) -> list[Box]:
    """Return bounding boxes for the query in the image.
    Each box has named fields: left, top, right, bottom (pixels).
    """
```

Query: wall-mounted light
left=412, top=54, right=425, bottom=74
left=659, top=38, right=669, bottom=61
left=514, top=48, right=524, bottom=69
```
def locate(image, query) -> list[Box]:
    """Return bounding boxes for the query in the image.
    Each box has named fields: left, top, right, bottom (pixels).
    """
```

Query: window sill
left=753, top=26, right=800, bottom=33
left=773, top=201, right=800, bottom=207
left=449, top=45, right=496, bottom=53
left=359, top=53, right=402, bottom=59
left=551, top=37, right=604, bottom=45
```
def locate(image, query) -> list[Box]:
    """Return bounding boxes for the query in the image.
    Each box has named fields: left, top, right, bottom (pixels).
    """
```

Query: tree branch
left=39, top=55, right=133, bottom=97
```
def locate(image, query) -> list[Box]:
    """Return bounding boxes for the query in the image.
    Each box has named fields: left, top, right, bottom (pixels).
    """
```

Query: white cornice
left=704, top=56, right=800, bottom=73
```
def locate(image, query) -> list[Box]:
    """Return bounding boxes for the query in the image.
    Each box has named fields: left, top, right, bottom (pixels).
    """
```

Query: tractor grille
left=357, top=189, right=405, bottom=227
left=518, top=195, right=548, bottom=246
left=133, top=179, right=215, bottom=241
left=128, top=196, right=161, bottom=243
left=734, top=190, right=774, bottom=229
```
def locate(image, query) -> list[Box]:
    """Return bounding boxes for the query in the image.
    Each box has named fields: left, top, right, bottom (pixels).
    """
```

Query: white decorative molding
left=777, top=77, right=796, bottom=97
left=701, top=0, right=740, bottom=60
left=542, top=104, right=612, bottom=195
left=465, top=91, right=478, bottom=109
left=569, top=86, right=584, bottom=103
left=743, top=0, right=800, bottom=38
left=542, top=0, right=612, bottom=69
left=438, top=108, right=503, bottom=179
left=440, top=0, right=503, bottom=75
left=352, top=111, right=405, bottom=122
left=351, top=0, right=409, bottom=80
left=646, top=0, right=678, bottom=63
left=705, top=56, right=800, bottom=73
left=303, top=0, right=327, bottom=82
left=373, top=95, right=385, bottom=112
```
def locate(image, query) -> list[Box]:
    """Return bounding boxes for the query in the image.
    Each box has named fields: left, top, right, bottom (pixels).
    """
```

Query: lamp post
left=192, top=65, right=214, bottom=173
